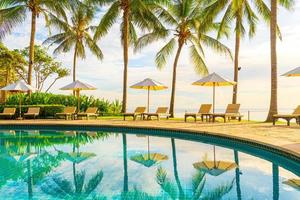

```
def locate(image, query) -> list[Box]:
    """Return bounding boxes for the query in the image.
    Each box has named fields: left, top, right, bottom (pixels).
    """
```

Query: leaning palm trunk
left=171, top=139, right=184, bottom=198
left=169, top=42, right=184, bottom=118
left=121, top=2, right=130, bottom=113
left=232, top=30, right=240, bottom=104
left=266, top=0, right=278, bottom=122
left=28, top=11, right=37, bottom=86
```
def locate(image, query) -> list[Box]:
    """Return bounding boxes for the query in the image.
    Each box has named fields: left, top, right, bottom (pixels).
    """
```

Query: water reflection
left=0, top=129, right=298, bottom=199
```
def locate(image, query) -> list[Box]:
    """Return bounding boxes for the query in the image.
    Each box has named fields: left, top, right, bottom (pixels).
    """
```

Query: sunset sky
left=2, top=2, right=300, bottom=119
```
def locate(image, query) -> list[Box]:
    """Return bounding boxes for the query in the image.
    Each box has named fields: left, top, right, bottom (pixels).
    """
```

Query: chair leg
left=273, top=118, right=276, bottom=125
left=287, top=119, right=291, bottom=126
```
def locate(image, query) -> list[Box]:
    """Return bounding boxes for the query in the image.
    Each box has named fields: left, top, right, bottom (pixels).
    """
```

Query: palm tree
left=204, top=0, right=273, bottom=104
left=135, top=0, right=232, bottom=117
left=156, top=166, right=234, bottom=199
left=43, top=2, right=103, bottom=82
left=266, top=0, right=294, bottom=122
left=93, top=0, right=164, bottom=113
left=0, top=0, right=69, bottom=85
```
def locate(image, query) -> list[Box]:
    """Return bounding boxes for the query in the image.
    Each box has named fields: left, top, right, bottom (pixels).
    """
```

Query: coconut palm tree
left=135, top=0, right=232, bottom=117
left=156, top=166, right=234, bottom=199
left=92, top=0, right=165, bottom=113
left=204, top=0, right=273, bottom=104
left=0, top=0, right=69, bottom=85
left=266, top=0, right=294, bottom=122
left=43, top=1, right=103, bottom=82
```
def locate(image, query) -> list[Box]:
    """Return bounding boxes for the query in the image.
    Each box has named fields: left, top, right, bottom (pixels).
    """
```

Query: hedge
left=2, top=92, right=122, bottom=115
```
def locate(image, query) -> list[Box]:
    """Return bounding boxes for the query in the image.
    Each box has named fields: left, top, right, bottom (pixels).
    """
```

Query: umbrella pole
left=213, top=145, right=216, bottom=167
left=147, top=86, right=150, bottom=113
left=147, top=136, right=150, bottom=159
left=18, top=92, right=22, bottom=119
left=76, top=90, right=80, bottom=113
left=213, top=83, right=215, bottom=113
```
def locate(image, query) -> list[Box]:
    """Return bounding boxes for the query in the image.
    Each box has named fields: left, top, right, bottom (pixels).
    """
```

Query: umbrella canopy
left=0, top=80, right=35, bottom=119
left=193, top=146, right=237, bottom=176
left=60, top=80, right=97, bottom=91
left=58, top=151, right=96, bottom=164
left=192, top=73, right=236, bottom=113
left=193, top=160, right=238, bottom=176
left=130, top=153, right=168, bottom=168
left=0, top=80, right=35, bottom=92
left=130, top=78, right=168, bottom=112
left=282, top=67, right=300, bottom=77
left=60, top=80, right=97, bottom=112
left=283, top=179, right=300, bottom=191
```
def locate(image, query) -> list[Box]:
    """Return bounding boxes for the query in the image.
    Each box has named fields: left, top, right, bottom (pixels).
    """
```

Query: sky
left=2, top=2, right=300, bottom=119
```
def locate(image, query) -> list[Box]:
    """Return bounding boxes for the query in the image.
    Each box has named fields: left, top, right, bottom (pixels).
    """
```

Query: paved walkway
left=0, top=119, right=299, bottom=158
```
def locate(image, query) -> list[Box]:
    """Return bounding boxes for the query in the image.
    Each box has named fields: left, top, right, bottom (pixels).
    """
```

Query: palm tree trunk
left=122, top=134, right=128, bottom=192
left=232, top=29, right=240, bottom=104
left=73, top=46, right=78, bottom=82
left=121, top=2, right=130, bottom=113
left=72, top=46, right=78, bottom=96
left=171, top=138, right=184, bottom=198
left=169, top=41, right=184, bottom=118
left=28, top=11, right=37, bottom=86
left=272, top=163, right=279, bottom=200
left=234, top=150, right=242, bottom=200
left=266, top=0, right=278, bottom=122
left=26, top=144, right=33, bottom=199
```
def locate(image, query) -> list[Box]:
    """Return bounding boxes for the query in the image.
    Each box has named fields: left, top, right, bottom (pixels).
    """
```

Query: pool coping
left=1, top=121, right=300, bottom=162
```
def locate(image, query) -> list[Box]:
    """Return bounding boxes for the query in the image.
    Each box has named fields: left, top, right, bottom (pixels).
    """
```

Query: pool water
left=0, top=128, right=299, bottom=200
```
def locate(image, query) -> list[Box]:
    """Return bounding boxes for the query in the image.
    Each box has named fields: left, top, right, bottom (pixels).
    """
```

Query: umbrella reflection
left=193, top=146, right=238, bottom=176
left=130, top=136, right=168, bottom=168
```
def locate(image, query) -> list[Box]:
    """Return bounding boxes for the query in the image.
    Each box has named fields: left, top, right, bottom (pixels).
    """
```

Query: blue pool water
left=0, top=126, right=299, bottom=200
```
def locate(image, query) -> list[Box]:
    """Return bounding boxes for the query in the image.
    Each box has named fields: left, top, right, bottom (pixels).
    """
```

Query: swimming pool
left=0, top=125, right=299, bottom=200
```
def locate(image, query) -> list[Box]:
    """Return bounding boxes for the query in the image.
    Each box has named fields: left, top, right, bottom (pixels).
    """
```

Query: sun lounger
left=23, top=107, right=40, bottom=119
left=143, top=107, right=170, bottom=120
left=56, top=107, right=77, bottom=120
left=273, top=106, right=300, bottom=126
left=123, top=107, right=146, bottom=120
left=77, top=107, right=98, bottom=120
left=212, top=104, right=243, bottom=123
left=185, top=104, right=212, bottom=122
left=0, top=108, right=16, bottom=119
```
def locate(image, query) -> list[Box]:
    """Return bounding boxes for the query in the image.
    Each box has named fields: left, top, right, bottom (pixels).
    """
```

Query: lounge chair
left=56, top=107, right=77, bottom=120
left=0, top=108, right=16, bottom=119
left=273, top=106, right=300, bottom=126
left=23, top=107, right=40, bottom=119
left=123, top=107, right=146, bottom=121
left=212, top=104, right=243, bottom=123
left=185, top=104, right=212, bottom=122
left=143, top=107, right=170, bottom=120
left=77, top=107, right=98, bottom=120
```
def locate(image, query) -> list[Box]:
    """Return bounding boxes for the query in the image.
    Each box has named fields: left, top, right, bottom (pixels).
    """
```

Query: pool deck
left=0, top=119, right=300, bottom=159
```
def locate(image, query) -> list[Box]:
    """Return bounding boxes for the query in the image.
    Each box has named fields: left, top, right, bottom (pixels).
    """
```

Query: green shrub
left=2, top=92, right=122, bottom=115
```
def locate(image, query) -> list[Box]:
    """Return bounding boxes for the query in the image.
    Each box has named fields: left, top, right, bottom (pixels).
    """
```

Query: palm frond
left=155, top=38, right=176, bottom=69
left=200, top=34, right=232, bottom=59
left=0, top=5, right=27, bottom=40
left=189, top=44, right=208, bottom=75
left=94, top=1, right=120, bottom=40
left=134, top=29, right=169, bottom=52
left=84, top=171, right=103, bottom=196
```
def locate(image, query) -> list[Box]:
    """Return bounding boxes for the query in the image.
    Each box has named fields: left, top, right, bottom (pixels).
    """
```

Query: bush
left=2, top=92, right=122, bottom=115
